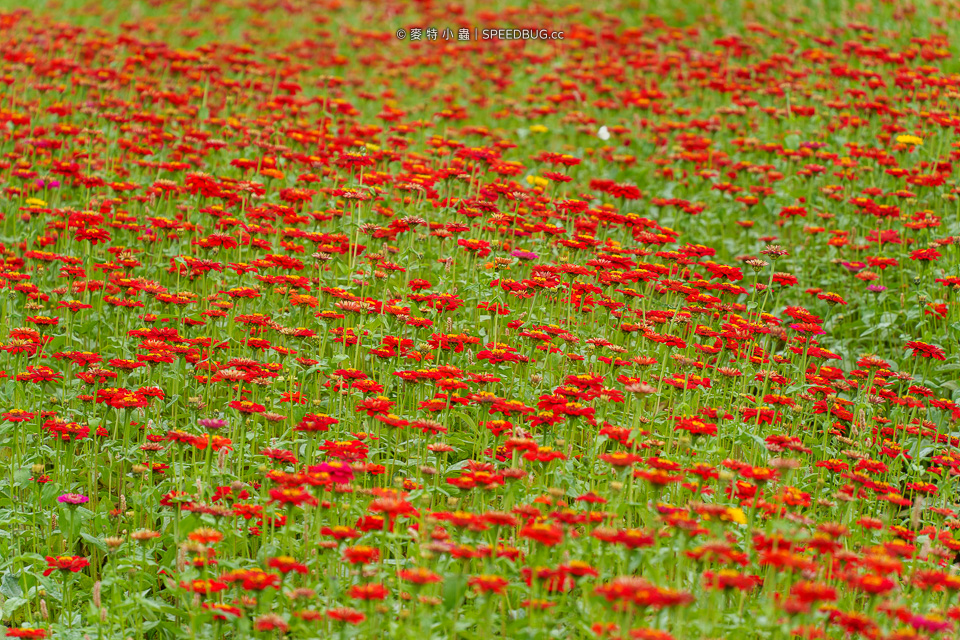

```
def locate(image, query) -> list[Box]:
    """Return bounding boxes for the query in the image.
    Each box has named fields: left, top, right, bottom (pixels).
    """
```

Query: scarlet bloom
left=633, top=469, right=683, bottom=486
left=848, top=573, right=895, bottom=595
left=267, top=556, right=309, bottom=574
left=905, top=341, right=946, bottom=361
left=477, top=349, right=523, bottom=364
left=180, top=579, right=228, bottom=595
left=703, top=570, right=761, bottom=591
left=816, top=292, right=847, bottom=305
left=342, top=545, right=380, bottom=565
left=289, top=609, right=321, bottom=622
left=629, top=630, right=674, bottom=640
left=5, top=629, right=47, bottom=638
left=261, top=448, right=298, bottom=465
left=229, top=400, right=266, bottom=414
left=268, top=487, right=318, bottom=507
left=202, top=603, right=242, bottom=621
left=295, top=413, right=338, bottom=432
left=43, top=556, right=89, bottom=576
left=398, top=567, right=443, bottom=584
left=17, top=366, right=64, bottom=384
left=321, top=525, right=361, bottom=540
left=188, top=528, right=223, bottom=544
left=368, top=495, right=417, bottom=517
left=910, top=248, right=941, bottom=261
left=614, top=528, right=656, bottom=549
left=355, top=396, right=395, bottom=416
left=254, top=614, right=288, bottom=632
left=519, top=522, right=564, bottom=546
left=348, top=583, right=389, bottom=600
left=790, top=581, right=837, bottom=603
left=327, top=607, right=366, bottom=624
left=468, top=575, right=510, bottom=594
left=221, top=569, right=281, bottom=591
left=595, top=576, right=691, bottom=609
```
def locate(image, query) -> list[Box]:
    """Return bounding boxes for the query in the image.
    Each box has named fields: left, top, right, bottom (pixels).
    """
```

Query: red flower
left=342, top=546, right=380, bottom=565
left=355, top=396, right=394, bottom=416
left=43, top=556, right=89, bottom=577
left=267, top=556, right=309, bottom=574
left=229, top=400, right=266, bottom=414
left=221, top=569, right=280, bottom=591
left=468, top=575, right=510, bottom=594
left=2, top=410, right=35, bottom=422
left=202, top=603, right=241, bottom=621
left=348, top=583, right=389, bottom=600
left=905, top=340, right=946, bottom=361
left=398, top=567, right=443, bottom=584
left=703, top=570, right=761, bottom=591
left=268, top=487, right=318, bottom=508
left=261, top=448, right=298, bottom=465
left=293, top=413, right=339, bottom=432
left=326, top=607, right=366, bottom=624
left=519, top=522, right=564, bottom=545
left=848, top=573, right=895, bottom=595
left=5, top=629, right=47, bottom=638
left=180, top=579, right=228, bottom=595
left=254, top=615, right=288, bottom=632
left=910, top=248, right=941, bottom=261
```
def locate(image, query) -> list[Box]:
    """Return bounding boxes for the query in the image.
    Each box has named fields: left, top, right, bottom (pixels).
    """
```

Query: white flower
left=597, top=126, right=610, bottom=141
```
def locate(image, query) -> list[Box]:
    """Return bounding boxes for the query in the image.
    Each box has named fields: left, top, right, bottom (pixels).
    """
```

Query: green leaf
left=451, top=411, right=478, bottom=433
left=0, top=573, right=22, bottom=599
left=442, top=573, right=469, bottom=612
left=79, top=533, right=108, bottom=553
left=2, top=596, right=28, bottom=619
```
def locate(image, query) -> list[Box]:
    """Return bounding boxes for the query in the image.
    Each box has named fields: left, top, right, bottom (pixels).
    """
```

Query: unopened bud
left=912, top=497, right=924, bottom=530
left=104, top=536, right=124, bottom=550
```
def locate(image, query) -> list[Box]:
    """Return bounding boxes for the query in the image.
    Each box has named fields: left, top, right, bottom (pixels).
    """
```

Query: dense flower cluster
left=0, top=0, right=958, bottom=639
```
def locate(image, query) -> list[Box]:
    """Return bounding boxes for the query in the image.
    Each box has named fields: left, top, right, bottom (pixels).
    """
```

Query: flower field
left=2, top=0, right=960, bottom=637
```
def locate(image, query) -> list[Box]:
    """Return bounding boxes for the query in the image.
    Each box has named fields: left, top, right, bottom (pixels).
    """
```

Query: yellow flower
left=529, top=125, right=549, bottom=133
left=896, top=135, right=922, bottom=145
left=525, top=175, right=549, bottom=187
left=723, top=507, right=747, bottom=524
left=25, top=198, right=47, bottom=207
